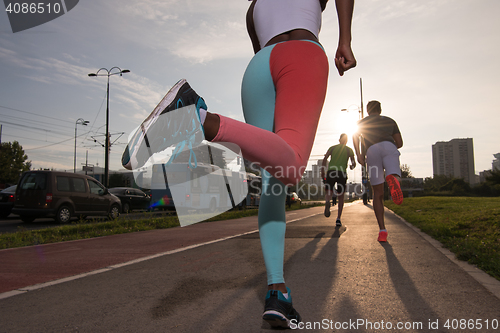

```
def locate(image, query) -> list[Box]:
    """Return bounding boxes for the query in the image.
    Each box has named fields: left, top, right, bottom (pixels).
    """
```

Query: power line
left=0, top=112, right=74, bottom=136
left=0, top=105, right=73, bottom=125
left=4, top=131, right=94, bottom=146
left=0, top=120, right=72, bottom=137
left=24, top=132, right=92, bottom=151
left=1, top=132, right=67, bottom=144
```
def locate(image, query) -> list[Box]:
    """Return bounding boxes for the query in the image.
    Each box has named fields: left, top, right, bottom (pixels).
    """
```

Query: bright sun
left=335, top=111, right=359, bottom=141
left=344, top=121, right=359, bottom=139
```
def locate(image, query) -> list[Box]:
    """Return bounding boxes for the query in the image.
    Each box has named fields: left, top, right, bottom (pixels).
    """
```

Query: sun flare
left=335, top=110, right=360, bottom=142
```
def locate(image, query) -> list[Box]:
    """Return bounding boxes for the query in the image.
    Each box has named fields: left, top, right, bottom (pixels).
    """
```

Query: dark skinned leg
left=203, top=112, right=220, bottom=141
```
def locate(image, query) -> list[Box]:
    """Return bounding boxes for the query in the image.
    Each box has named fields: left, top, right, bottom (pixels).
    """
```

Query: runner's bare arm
left=246, top=1, right=261, bottom=54
left=393, top=133, right=403, bottom=149
left=334, top=0, right=356, bottom=76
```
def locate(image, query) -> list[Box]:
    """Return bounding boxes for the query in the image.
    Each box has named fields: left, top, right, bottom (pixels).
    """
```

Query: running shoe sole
left=324, top=200, right=331, bottom=217
left=386, top=174, right=403, bottom=205
left=122, top=79, right=206, bottom=170
left=262, top=311, right=292, bottom=328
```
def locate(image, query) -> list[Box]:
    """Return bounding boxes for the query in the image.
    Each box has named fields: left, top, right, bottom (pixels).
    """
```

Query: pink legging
left=212, top=40, right=329, bottom=185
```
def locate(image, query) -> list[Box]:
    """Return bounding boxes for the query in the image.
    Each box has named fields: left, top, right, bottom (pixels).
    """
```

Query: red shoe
left=378, top=230, right=388, bottom=242
left=386, top=175, right=403, bottom=205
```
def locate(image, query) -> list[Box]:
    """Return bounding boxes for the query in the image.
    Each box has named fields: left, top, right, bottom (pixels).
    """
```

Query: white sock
left=380, top=229, right=387, bottom=232
left=199, top=108, right=207, bottom=125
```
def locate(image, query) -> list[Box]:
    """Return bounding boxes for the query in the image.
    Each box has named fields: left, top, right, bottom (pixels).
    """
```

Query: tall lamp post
left=74, top=118, right=89, bottom=173
left=341, top=78, right=369, bottom=204
left=88, top=67, right=130, bottom=187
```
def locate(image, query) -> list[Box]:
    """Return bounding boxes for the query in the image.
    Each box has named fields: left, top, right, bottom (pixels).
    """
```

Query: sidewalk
left=1, top=201, right=499, bottom=332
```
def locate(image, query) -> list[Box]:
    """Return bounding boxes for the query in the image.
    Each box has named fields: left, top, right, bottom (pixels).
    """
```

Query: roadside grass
left=0, top=202, right=321, bottom=250
left=385, top=197, right=500, bottom=281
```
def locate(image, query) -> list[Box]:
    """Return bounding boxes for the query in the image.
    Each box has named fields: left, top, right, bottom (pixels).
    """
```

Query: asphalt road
left=1, top=202, right=499, bottom=332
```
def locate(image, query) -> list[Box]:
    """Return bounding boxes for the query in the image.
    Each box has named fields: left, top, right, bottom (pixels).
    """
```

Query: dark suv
left=12, top=171, right=121, bottom=223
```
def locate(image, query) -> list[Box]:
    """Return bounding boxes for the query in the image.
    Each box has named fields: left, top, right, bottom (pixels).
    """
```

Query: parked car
left=290, top=192, right=302, bottom=205
left=286, top=191, right=302, bottom=207
left=108, top=187, right=151, bottom=213
left=0, top=185, right=17, bottom=218
left=12, top=171, right=121, bottom=224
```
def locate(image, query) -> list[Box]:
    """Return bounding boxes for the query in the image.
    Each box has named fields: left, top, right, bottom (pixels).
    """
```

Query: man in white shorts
left=353, top=100, right=403, bottom=242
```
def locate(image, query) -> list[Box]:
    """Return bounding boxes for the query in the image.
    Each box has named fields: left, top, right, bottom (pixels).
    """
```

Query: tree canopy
left=485, top=167, right=500, bottom=185
left=400, top=164, right=413, bottom=178
left=0, top=141, right=32, bottom=185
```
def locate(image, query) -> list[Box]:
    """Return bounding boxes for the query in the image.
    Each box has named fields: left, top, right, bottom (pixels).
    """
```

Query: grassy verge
left=385, top=197, right=500, bottom=281
left=0, top=202, right=322, bottom=250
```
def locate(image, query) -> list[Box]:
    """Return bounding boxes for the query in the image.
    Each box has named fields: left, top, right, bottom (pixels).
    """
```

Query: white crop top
left=253, top=0, right=322, bottom=48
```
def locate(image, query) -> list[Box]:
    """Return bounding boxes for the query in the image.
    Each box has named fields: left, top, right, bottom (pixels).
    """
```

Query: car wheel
left=21, top=216, right=35, bottom=223
left=122, top=203, right=130, bottom=214
left=55, top=205, right=72, bottom=224
left=109, top=204, right=120, bottom=220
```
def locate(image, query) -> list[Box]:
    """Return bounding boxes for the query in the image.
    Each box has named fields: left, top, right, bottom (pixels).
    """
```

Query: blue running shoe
left=122, top=79, right=207, bottom=170
left=262, top=287, right=301, bottom=328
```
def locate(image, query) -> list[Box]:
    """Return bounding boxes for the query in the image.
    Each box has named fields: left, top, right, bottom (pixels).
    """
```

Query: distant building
left=400, top=178, right=424, bottom=197
left=479, top=170, right=491, bottom=184
left=493, top=153, right=500, bottom=171
left=479, top=153, right=500, bottom=183
left=432, top=138, right=476, bottom=185
left=311, top=159, right=324, bottom=187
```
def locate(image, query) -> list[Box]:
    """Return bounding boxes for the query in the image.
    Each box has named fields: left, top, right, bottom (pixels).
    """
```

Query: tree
left=0, top=141, right=32, bottom=185
left=400, top=163, right=413, bottom=178
left=423, top=174, right=454, bottom=192
left=485, top=167, right=500, bottom=185
left=439, top=178, right=471, bottom=194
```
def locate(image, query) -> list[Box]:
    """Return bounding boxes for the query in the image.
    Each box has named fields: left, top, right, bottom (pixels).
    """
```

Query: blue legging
left=240, top=41, right=328, bottom=285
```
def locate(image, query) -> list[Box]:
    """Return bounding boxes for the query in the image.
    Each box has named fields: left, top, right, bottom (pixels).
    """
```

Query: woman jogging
left=207, top=1, right=355, bottom=327
left=123, top=0, right=356, bottom=328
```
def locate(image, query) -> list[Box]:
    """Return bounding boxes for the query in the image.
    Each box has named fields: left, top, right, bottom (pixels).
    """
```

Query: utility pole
left=360, top=78, right=369, bottom=205
left=360, top=78, right=364, bottom=118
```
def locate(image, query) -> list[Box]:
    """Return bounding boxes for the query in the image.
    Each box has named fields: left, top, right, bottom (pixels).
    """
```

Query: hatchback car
left=0, top=185, right=17, bottom=218
left=12, top=171, right=121, bottom=223
left=286, top=192, right=302, bottom=207
left=108, top=187, right=151, bottom=213
left=290, top=192, right=302, bottom=204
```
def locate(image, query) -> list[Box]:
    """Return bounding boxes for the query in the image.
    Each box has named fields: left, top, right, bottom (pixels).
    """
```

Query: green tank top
left=328, top=144, right=353, bottom=173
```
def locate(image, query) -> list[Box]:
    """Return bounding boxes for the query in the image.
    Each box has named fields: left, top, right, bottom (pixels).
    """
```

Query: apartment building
left=432, top=138, right=476, bottom=184
left=493, top=153, right=500, bottom=171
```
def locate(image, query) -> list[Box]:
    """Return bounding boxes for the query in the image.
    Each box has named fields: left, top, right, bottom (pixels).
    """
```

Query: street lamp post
left=341, top=105, right=363, bottom=120
left=74, top=118, right=89, bottom=173
left=341, top=78, right=369, bottom=204
left=88, top=67, right=130, bottom=187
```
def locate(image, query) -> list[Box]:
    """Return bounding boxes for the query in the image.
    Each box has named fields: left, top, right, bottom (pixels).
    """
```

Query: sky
left=0, top=0, right=499, bottom=184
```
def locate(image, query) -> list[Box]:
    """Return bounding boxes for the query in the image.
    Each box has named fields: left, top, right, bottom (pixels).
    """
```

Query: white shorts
left=365, top=141, right=401, bottom=186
